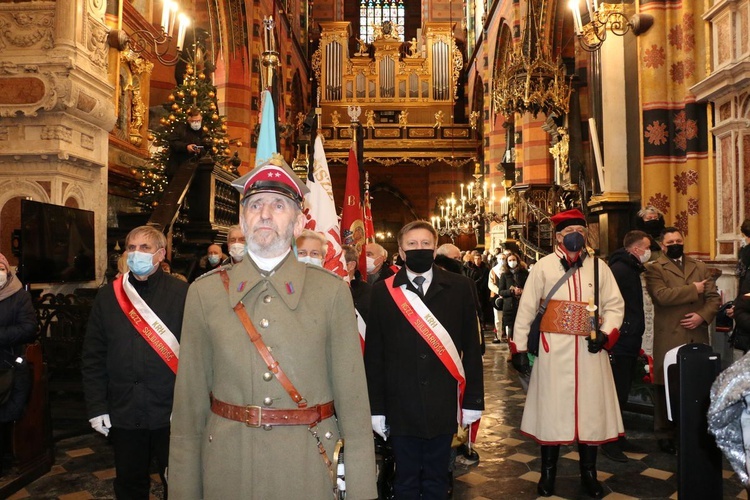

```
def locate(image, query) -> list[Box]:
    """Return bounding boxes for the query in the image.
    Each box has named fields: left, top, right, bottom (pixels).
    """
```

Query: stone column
left=0, top=0, right=116, bottom=288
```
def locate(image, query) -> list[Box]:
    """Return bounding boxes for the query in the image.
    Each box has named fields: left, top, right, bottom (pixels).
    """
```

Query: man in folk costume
left=82, top=225, right=189, bottom=499
left=511, top=209, right=624, bottom=498
left=365, top=220, right=484, bottom=499
left=169, top=156, right=377, bottom=499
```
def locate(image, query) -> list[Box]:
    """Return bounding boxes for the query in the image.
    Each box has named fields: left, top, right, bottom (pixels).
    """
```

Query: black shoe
left=618, top=436, right=644, bottom=453
left=600, top=441, right=628, bottom=462
left=658, top=438, right=676, bottom=455
left=492, top=338, right=501, bottom=344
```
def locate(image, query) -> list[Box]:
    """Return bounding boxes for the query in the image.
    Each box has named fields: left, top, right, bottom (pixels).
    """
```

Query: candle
left=460, top=183, right=464, bottom=198
left=483, top=181, right=488, bottom=199
left=161, top=0, right=171, bottom=33
left=168, top=3, right=178, bottom=37
left=584, top=0, right=592, bottom=17
left=569, top=0, right=583, bottom=34
left=176, top=14, right=190, bottom=51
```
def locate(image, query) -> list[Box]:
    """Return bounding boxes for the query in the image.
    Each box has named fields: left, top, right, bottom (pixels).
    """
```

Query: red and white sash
left=356, top=308, right=366, bottom=353
left=385, top=275, right=466, bottom=424
left=113, top=273, right=180, bottom=374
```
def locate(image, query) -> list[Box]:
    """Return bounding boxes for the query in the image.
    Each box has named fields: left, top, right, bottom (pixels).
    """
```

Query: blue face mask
left=127, top=251, right=156, bottom=276
left=208, top=255, right=221, bottom=266
left=562, top=232, right=585, bottom=253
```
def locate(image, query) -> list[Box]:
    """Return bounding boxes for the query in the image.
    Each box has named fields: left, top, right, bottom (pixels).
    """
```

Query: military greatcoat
left=644, top=253, right=720, bottom=385
left=513, top=248, right=625, bottom=444
left=169, top=255, right=377, bottom=499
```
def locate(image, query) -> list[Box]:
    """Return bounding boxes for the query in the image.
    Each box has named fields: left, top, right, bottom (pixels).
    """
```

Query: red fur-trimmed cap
left=550, top=208, right=587, bottom=232
left=231, top=155, right=309, bottom=205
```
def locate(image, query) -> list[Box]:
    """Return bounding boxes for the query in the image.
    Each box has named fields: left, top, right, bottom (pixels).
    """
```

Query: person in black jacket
left=365, top=221, right=484, bottom=499
left=603, top=230, right=652, bottom=462
left=0, top=252, right=37, bottom=474
left=496, top=252, right=529, bottom=341
left=166, top=107, right=206, bottom=180
left=82, top=226, right=189, bottom=499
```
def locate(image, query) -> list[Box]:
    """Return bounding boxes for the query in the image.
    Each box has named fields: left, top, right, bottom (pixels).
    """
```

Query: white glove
left=462, top=409, right=482, bottom=426
left=89, top=414, right=111, bottom=437
left=371, top=415, right=388, bottom=441
left=336, top=463, right=346, bottom=492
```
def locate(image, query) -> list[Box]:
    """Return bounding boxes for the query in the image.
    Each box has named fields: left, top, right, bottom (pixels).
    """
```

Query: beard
left=245, top=219, right=296, bottom=258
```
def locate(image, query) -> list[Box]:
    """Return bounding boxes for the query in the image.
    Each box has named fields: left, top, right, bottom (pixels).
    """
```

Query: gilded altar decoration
left=549, top=127, right=570, bottom=174
left=331, top=110, right=340, bottom=127
left=469, top=111, right=479, bottom=130
left=398, top=109, right=408, bottom=128
left=433, top=110, right=444, bottom=129
left=365, top=109, right=375, bottom=129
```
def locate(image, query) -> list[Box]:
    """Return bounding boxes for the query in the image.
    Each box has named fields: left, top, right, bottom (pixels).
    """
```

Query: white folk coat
left=513, top=247, right=625, bottom=444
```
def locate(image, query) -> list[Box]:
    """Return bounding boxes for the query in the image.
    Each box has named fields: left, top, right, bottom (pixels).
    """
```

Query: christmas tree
left=133, top=61, right=240, bottom=208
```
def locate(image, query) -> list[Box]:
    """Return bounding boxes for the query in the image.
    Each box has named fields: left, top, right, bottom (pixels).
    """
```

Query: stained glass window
left=359, top=0, right=405, bottom=43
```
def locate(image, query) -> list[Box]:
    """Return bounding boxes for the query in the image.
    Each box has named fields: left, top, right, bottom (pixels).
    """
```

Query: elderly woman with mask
left=0, top=253, right=37, bottom=474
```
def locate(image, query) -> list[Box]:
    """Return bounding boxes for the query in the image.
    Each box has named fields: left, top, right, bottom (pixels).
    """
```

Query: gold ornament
left=213, top=138, right=219, bottom=144
left=171, top=103, right=179, bottom=110
left=168, top=94, right=175, bottom=101
left=130, top=168, right=137, bottom=175
left=139, top=192, right=144, bottom=197
left=202, top=126, right=209, bottom=132
left=147, top=134, right=154, bottom=141
left=177, top=91, right=185, bottom=98
left=209, top=103, right=216, bottom=111
left=152, top=201, right=159, bottom=207
left=199, top=73, right=206, bottom=80
left=140, top=182, right=146, bottom=187
left=212, top=113, right=219, bottom=121
left=212, top=146, right=218, bottom=153
left=186, top=67, right=194, bottom=75
left=221, top=124, right=227, bottom=131
left=190, top=90, right=198, bottom=97
left=208, top=91, right=215, bottom=98
left=159, top=117, right=167, bottom=125
left=168, top=114, right=176, bottom=121
left=236, top=141, right=243, bottom=147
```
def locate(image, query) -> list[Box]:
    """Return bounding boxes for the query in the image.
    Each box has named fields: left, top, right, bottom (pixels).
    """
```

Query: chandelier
left=432, top=164, right=503, bottom=238
left=492, top=0, right=572, bottom=118
left=569, top=0, right=654, bottom=52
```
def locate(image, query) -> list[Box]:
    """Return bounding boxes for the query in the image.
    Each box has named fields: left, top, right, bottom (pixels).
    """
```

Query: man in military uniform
left=169, top=157, right=377, bottom=499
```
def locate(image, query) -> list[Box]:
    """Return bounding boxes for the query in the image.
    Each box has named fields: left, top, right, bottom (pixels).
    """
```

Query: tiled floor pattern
left=1, top=336, right=747, bottom=499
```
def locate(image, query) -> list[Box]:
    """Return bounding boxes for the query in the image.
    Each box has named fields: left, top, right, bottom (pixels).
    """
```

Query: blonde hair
left=296, top=229, right=328, bottom=256
left=126, top=225, right=167, bottom=250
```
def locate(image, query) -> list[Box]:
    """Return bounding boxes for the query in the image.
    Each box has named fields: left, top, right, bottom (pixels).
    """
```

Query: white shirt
left=405, top=267, right=434, bottom=295
left=249, top=248, right=291, bottom=272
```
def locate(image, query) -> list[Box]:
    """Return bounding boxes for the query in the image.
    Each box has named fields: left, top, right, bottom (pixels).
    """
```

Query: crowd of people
left=0, top=153, right=745, bottom=499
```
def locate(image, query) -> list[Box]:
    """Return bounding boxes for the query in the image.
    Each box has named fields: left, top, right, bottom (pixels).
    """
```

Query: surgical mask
left=229, top=243, right=245, bottom=262
left=208, top=254, right=221, bottom=266
left=642, top=219, right=664, bottom=237
left=127, top=251, right=156, bottom=276
left=189, top=121, right=202, bottom=131
left=508, top=261, right=518, bottom=269
left=404, top=249, right=434, bottom=274
left=639, top=249, right=652, bottom=264
left=366, top=256, right=377, bottom=273
left=0, top=270, right=7, bottom=288
left=562, top=232, right=585, bottom=253
left=665, top=244, right=684, bottom=259
left=298, top=256, right=323, bottom=267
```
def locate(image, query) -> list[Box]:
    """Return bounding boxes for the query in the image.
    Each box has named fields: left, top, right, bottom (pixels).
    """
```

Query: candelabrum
left=108, top=1, right=190, bottom=65
left=569, top=0, right=654, bottom=52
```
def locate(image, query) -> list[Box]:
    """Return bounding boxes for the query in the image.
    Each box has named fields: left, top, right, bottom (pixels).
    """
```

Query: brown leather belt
left=210, top=393, right=335, bottom=427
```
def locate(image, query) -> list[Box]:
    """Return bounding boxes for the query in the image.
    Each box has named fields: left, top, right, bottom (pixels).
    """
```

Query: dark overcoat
left=81, top=269, right=189, bottom=429
left=608, top=247, right=646, bottom=357
left=364, top=265, right=484, bottom=439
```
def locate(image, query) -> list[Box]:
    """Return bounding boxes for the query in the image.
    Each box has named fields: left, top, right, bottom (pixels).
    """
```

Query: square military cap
left=231, top=154, right=310, bottom=206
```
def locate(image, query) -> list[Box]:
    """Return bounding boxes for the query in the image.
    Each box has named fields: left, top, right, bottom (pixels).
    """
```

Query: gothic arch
left=491, top=22, right=512, bottom=120
left=371, top=182, right=420, bottom=220
left=0, top=180, right=50, bottom=209
left=62, top=184, right=87, bottom=209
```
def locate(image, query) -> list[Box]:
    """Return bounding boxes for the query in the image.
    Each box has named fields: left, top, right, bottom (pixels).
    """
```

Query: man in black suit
left=365, top=220, right=485, bottom=499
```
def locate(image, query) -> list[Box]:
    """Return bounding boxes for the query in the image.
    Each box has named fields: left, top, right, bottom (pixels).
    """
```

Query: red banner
left=340, top=147, right=366, bottom=275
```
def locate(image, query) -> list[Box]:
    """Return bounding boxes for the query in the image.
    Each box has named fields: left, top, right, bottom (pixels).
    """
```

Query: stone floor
left=2, top=335, right=748, bottom=499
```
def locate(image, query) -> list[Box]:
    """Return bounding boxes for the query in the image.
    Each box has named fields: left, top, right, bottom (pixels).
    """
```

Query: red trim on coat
left=519, top=429, right=624, bottom=446
left=604, top=327, right=620, bottom=351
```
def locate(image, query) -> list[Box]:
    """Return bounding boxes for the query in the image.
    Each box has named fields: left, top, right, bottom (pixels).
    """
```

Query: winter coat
left=497, top=267, right=529, bottom=318
left=364, top=266, right=484, bottom=439
left=513, top=247, right=625, bottom=444
left=0, top=286, right=37, bottom=365
left=644, top=254, right=720, bottom=385
left=608, top=247, right=646, bottom=357
left=81, top=269, right=189, bottom=429
left=169, top=255, right=377, bottom=500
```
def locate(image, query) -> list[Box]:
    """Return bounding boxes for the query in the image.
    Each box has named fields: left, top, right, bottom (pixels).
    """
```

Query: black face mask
left=665, top=244, right=684, bottom=259
left=642, top=219, right=664, bottom=237
left=404, top=249, right=435, bottom=274
left=562, top=232, right=585, bottom=253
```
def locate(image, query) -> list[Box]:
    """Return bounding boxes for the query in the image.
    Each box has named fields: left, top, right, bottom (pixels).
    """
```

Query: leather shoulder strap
left=220, top=270, right=307, bottom=408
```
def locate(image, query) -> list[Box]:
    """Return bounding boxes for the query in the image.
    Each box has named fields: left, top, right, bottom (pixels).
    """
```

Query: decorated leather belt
left=539, top=299, right=598, bottom=335
left=210, top=393, right=335, bottom=428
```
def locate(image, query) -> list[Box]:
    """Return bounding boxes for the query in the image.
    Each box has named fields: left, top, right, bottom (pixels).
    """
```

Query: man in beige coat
left=169, top=157, right=377, bottom=499
left=645, top=226, right=720, bottom=455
